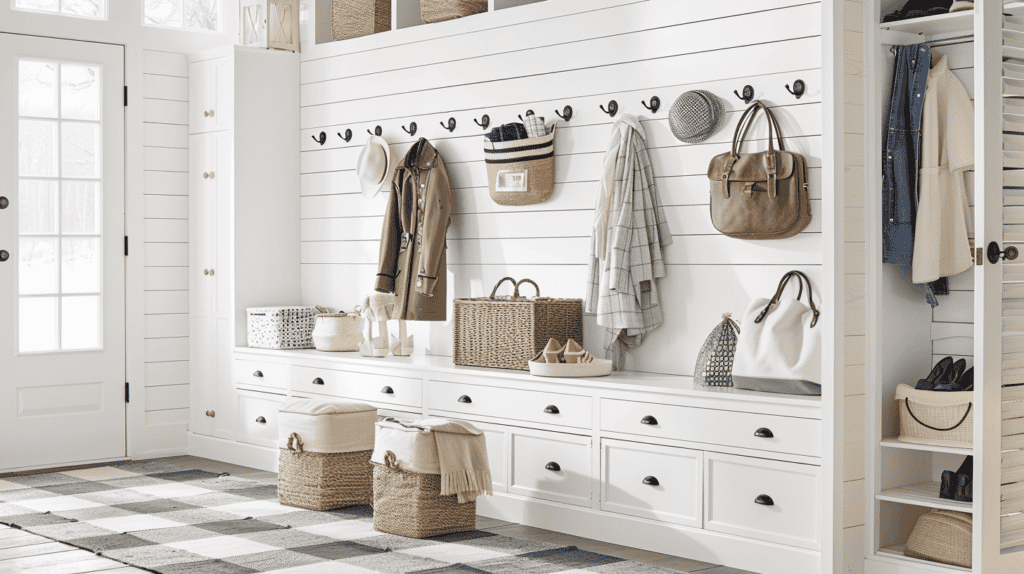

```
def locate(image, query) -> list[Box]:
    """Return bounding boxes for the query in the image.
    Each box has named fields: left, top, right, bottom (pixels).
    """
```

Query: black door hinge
left=125, top=382, right=130, bottom=403
left=124, top=86, right=128, bottom=107
left=124, top=236, right=128, bottom=256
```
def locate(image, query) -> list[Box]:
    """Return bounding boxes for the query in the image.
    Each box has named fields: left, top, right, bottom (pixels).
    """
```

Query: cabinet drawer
left=292, top=366, right=422, bottom=408
left=704, top=452, right=821, bottom=550
left=601, top=439, right=702, bottom=528
left=510, top=430, right=591, bottom=507
left=429, top=381, right=591, bottom=429
left=234, top=358, right=289, bottom=391
left=236, top=391, right=287, bottom=449
left=600, top=399, right=820, bottom=458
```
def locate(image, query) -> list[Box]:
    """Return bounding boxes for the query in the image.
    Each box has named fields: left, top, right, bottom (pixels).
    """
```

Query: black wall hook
left=312, top=131, right=326, bottom=145
left=402, top=122, right=417, bottom=137
left=641, top=96, right=660, bottom=114
left=440, top=117, right=456, bottom=132
left=600, top=100, right=618, bottom=117
left=554, top=105, right=573, bottom=122
left=367, top=126, right=383, bottom=137
left=785, top=80, right=806, bottom=99
left=517, top=110, right=535, bottom=122
left=734, top=85, right=754, bottom=104
left=338, top=129, right=353, bottom=142
left=474, top=115, right=490, bottom=130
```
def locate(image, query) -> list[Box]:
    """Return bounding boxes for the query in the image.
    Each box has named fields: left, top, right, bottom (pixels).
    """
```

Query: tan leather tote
left=707, top=101, right=811, bottom=239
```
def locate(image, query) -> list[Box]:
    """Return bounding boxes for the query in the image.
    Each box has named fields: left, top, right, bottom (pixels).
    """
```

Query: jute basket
left=331, top=0, right=391, bottom=41
left=453, top=278, right=583, bottom=371
left=372, top=451, right=476, bottom=538
left=420, top=0, right=487, bottom=23
left=905, top=510, right=972, bottom=568
left=895, top=384, right=973, bottom=448
left=278, top=433, right=373, bottom=511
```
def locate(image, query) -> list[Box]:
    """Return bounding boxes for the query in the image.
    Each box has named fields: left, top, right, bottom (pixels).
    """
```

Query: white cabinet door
left=189, top=133, right=214, bottom=436
left=601, top=439, right=703, bottom=528
left=189, top=57, right=232, bottom=134
left=210, top=130, right=235, bottom=440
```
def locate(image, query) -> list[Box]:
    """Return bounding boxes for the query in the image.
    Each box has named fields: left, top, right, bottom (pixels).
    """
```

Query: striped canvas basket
left=484, top=123, right=556, bottom=206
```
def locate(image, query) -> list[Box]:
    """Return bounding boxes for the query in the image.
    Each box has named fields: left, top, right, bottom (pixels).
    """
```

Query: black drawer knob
left=252, top=370, right=264, bottom=378
left=544, top=405, right=560, bottom=414
left=641, top=415, right=658, bottom=425
left=313, top=378, right=325, bottom=385
left=755, top=494, right=775, bottom=506
left=754, top=427, right=774, bottom=438
left=642, top=476, right=660, bottom=486
left=545, top=462, right=561, bottom=472
left=381, top=386, right=394, bottom=394
left=256, top=416, right=266, bottom=424
left=458, top=395, right=472, bottom=403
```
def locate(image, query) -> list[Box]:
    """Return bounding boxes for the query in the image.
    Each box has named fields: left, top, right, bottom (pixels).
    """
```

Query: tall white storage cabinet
left=188, top=46, right=300, bottom=449
left=864, top=1, right=1024, bottom=572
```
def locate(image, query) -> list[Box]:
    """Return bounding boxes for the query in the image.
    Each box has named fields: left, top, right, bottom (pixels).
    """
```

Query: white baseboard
left=132, top=447, right=188, bottom=460
left=186, top=432, right=279, bottom=472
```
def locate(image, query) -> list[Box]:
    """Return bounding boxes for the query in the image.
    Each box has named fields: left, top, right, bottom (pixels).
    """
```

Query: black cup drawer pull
left=544, top=405, right=560, bottom=414
left=641, top=415, right=658, bottom=425
left=545, top=462, right=561, bottom=471
left=755, top=494, right=775, bottom=506
left=256, top=416, right=267, bottom=424
left=381, top=386, right=394, bottom=394
left=313, top=378, right=325, bottom=385
left=252, top=370, right=264, bottom=378
left=642, top=476, right=660, bottom=486
left=754, top=428, right=774, bottom=438
left=458, top=395, right=472, bottom=403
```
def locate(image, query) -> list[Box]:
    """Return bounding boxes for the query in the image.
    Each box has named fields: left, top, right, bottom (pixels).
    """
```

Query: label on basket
left=496, top=169, right=528, bottom=192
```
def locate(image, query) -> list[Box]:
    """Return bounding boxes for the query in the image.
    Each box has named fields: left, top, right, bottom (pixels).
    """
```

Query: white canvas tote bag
left=732, top=270, right=822, bottom=395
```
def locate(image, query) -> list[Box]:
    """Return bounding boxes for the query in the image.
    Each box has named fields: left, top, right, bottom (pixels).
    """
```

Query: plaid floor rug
left=0, top=461, right=676, bottom=573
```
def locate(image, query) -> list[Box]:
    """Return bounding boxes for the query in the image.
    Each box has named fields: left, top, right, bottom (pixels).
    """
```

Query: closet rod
left=887, top=33, right=974, bottom=54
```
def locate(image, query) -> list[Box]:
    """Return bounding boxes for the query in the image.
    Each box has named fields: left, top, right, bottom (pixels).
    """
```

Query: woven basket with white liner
left=420, top=0, right=487, bottom=23
left=277, top=399, right=377, bottom=511
left=904, top=510, right=972, bottom=569
left=331, top=0, right=390, bottom=41
left=894, top=384, right=973, bottom=448
left=453, top=277, right=582, bottom=371
left=246, top=306, right=321, bottom=349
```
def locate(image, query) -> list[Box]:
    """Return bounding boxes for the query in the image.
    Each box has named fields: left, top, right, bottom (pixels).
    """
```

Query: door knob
left=988, top=241, right=1019, bottom=264
left=204, top=110, right=215, bottom=117
left=256, top=416, right=266, bottom=424
left=0, top=196, right=8, bottom=209
left=203, top=172, right=210, bottom=179
left=755, top=494, right=775, bottom=506
left=209, top=269, right=215, bottom=276
left=207, top=172, right=215, bottom=179
left=543, top=405, right=560, bottom=414
left=0, top=250, right=8, bottom=262
left=754, top=427, right=774, bottom=438
left=641, top=415, right=658, bottom=425
left=545, top=462, right=561, bottom=471
left=381, top=386, right=394, bottom=394
left=642, top=476, right=660, bottom=486
left=458, top=395, right=472, bottom=403
left=206, top=410, right=215, bottom=417
left=203, top=269, right=209, bottom=275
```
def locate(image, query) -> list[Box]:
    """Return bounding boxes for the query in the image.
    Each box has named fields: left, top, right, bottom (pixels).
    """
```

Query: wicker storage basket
left=895, top=384, right=973, bottom=448
left=453, top=277, right=583, bottom=371
left=421, top=0, right=487, bottom=23
left=905, top=510, right=972, bottom=569
left=372, top=451, right=476, bottom=538
left=331, top=0, right=391, bottom=41
left=247, top=306, right=319, bottom=349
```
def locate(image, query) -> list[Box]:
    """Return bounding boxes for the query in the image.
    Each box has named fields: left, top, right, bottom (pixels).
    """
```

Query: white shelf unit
left=865, top=1, right=1024, bottom=573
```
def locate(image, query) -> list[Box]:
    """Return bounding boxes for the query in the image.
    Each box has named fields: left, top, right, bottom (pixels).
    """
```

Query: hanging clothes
left=585, top=115, right=672, bottom=370
left=912, top=53, right=975, bottom=284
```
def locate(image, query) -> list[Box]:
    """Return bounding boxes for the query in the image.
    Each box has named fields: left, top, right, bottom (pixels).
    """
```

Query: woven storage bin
left=453, top=277, right=583, bottom=371
left=277, top=400, right=377, bottom=511
left=372, top=451, right=476, bottom=538
left=421, top=0, right=487, bottom=23
left=247, top=306, right=318, bottom=349
left=905, top=510, right=972, bottom=569
left=895, top=384, right=973, bottom=448
left=331, top=0, right=390, bottom=41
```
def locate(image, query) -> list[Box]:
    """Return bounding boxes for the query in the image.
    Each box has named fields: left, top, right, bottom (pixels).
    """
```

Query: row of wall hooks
left=733, top=79, right=805, bottom=104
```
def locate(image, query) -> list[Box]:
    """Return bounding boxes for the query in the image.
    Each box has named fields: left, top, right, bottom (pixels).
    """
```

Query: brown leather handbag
left=707, top=101, right=811, bottom=239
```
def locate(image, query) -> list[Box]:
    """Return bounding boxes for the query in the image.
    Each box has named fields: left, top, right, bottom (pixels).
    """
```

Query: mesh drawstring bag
left=694, top=313, right=741, bottom=387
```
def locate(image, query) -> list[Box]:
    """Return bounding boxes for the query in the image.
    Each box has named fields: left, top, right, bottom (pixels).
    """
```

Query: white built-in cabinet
left=188, top=46, right=300, bottom=446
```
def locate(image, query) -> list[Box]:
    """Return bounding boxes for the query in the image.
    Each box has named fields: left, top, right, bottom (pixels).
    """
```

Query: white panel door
left=0, top=34, right=126, bottom=472
left=211, top=129, right=235, bottom=440
left=189, top=133, right=214, bottom=436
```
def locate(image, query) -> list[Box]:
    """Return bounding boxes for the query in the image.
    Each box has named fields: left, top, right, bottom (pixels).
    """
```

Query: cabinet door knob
left=256, top=416, right=266, bottom=424
left=458, top=395, right=472, bottom=403
left=253, top=370, right=263, bottom=378
left=543, top=405, right=559, bottom=414
left=207, top=171, right=215, bottom=179
left=203, top=269, right=209, bottom=275
left=206, top=410, right=215, bottom=417
left=642, top=476, right=660, bottom=486
left=755, top=494, right=775, bottom=506
left=545, top=462, right=561, bottom=472
left=204, top=110, right=215, bottom=117
left=208, top=269, right=215, bottom=276
left=313, top=377, right=325, bottom=385
left=0, top=250, right=7, bottom=263
left=381, top=386, right=394, bottom=394
left=641, top=415, right=658, bottom=425
left=754, top=427, right=774, bottom=438
left=203, top=172, right=210, bottom=179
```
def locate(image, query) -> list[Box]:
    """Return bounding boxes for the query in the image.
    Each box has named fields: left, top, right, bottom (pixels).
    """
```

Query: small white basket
left=895, top=384, right=973, bottom=448
left=247, top=306, right=318, bottom=349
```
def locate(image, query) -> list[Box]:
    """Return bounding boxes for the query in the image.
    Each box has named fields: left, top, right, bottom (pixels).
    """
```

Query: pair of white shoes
left=355, top=294, right=414, bottom=358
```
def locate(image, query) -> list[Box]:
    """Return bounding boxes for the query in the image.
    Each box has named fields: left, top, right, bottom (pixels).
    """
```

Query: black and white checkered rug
left=0, top=461, right=674, bottom=573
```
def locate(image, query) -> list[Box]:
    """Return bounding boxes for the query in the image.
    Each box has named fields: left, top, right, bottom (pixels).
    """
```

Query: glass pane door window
left=17, top=59, right=103, bottom=353
left=13, top=0, right=107, bottom=19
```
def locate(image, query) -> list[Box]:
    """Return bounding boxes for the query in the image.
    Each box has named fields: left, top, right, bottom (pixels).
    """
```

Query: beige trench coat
left=374, top=138, right=452, bottom=321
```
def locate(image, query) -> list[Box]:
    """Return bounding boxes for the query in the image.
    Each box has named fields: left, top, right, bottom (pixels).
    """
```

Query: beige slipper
left=563, top=339, right=596, bottom=364
left=532, top=339, right=564, bottom=364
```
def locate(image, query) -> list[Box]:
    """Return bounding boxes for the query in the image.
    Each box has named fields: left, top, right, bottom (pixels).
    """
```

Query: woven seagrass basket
left=453, top=278, right=583, bottom=371
left=331, top=0, right=391, bottom=41
left=372, top=451, right=476, bottom=538
left=895, top=384, right=973, bottom=448
left=905, top=510, right=972, bottom=569
left=421, top=0, right=487, bottom=23
left=278, top=433, right=373, bottom=511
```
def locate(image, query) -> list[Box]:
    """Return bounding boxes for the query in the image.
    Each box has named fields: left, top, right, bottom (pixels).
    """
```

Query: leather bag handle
left=755, top=270, right=820, bottom=328
left=733, top=101, right=787, bottom=155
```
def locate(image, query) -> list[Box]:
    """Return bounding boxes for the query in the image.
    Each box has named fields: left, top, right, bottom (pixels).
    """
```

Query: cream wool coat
left=912, top=54, right=975, bottom=284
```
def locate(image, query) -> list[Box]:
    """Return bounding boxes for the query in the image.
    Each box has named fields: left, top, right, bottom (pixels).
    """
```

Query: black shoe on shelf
left=955, top=367, right=974, bottom=392
left=883, top=0, right=953, bottom=23
left=933, top=358, right=966, bottom=391
left=916, top=356, right=953, bottom=390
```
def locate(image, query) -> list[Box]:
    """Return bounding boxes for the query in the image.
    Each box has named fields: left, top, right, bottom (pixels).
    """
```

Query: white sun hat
left=356, top=135, right=393, bottom=198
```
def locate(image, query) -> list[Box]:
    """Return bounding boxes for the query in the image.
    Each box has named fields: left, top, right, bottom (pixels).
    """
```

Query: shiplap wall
left=298, top=0, right=828, bottom=377
left=141, top=50, right=191, bottom=453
